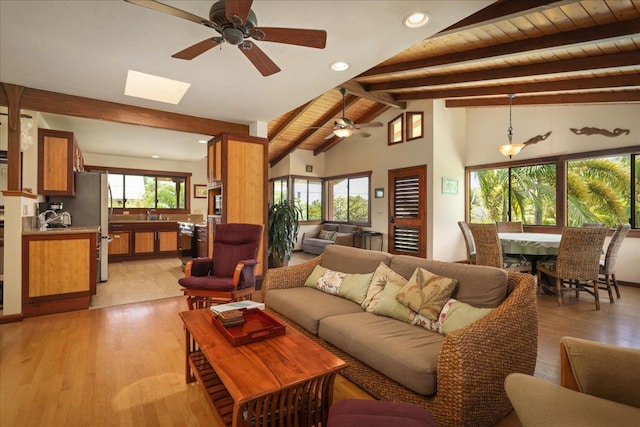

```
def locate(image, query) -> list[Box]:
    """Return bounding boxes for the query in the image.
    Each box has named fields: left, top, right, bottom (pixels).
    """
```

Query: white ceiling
left=1, top=0, right=490, bottom=161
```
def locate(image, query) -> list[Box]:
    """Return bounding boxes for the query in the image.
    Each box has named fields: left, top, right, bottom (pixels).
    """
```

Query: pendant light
left=497, top=94, right=525, bottom=158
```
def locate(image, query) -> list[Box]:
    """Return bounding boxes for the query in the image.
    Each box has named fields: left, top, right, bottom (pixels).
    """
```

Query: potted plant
left=267, top=200, right=301, bottom=268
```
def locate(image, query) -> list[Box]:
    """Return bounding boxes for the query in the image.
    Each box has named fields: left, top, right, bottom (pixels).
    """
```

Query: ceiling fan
left=319, top=88, right=384, bottom=139
left=124, top=0, right=327, bottom=76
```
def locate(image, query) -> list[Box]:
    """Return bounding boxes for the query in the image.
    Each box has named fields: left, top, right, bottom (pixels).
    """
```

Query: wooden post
left=1, top=83, right=25, bottom=190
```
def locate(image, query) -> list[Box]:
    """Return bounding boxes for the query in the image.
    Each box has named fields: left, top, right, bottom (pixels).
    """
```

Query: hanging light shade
left=333, top=127, right=353, bottom=138
left=497, top=94, right=524, bottom=159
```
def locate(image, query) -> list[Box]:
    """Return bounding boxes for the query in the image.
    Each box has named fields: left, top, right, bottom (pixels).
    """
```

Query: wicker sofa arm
left=434, top=271, right=538, bottom=425
left=261, top=255, right=323, bottom=300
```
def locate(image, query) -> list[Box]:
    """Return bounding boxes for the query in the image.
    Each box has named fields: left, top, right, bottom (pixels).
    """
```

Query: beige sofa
left=262, top=245, right=538, bottom=427
left=301, top=223, right=359, bottom=255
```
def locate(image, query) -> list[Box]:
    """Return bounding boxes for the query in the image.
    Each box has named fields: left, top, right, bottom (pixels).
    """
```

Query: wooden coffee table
left=179, top=309, right=347, bottom=426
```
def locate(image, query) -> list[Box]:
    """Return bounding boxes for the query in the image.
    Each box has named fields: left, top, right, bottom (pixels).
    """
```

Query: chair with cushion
left=178, top=223, right=264, bottom=310
left=598, top=223, right=631, bottom=303
left=496, top=221, right=524, bottom=233
left=468, top=223, right=531, bottom=272
left=457, top=221, right=476, bottom=264
left=537, top=226, right=607, bottom=309
left=505, top=336, right=640, bottom=427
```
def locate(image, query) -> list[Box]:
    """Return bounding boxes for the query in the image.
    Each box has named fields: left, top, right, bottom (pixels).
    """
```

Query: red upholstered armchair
left=178, top=223, right=264, bottom=310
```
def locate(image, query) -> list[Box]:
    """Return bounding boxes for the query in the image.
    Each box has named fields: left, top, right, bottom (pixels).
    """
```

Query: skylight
left=124, top=70, right=190, bottom=105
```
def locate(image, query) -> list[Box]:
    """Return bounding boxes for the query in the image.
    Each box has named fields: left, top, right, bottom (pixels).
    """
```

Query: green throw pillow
left=372, top=279, right=411, bottom=322
left=304, top=265, right=328, bottom=288
left=396, top=268, right=457, bottom=321
left=304, top=265, right=373, bottom=305
left=362, top=262, right=408, bottom=312
left=440, top=300, right=494, bottom=336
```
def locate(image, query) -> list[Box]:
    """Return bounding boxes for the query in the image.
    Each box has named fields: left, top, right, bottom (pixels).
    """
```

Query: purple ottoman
left=327, top=399, right=436, bottom=427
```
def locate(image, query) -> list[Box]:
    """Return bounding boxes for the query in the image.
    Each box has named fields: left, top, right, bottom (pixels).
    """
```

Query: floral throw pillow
left=395, top=268, right=457, bottom=321
left=318, top=230, right=336, bottom=241
left=316, top=269, right=346, bottom=295
left=362, top=262, right=407, bottom=312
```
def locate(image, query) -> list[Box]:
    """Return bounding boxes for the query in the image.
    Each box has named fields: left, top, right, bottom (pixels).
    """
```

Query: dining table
left=498, top=232, right=562, bottom=256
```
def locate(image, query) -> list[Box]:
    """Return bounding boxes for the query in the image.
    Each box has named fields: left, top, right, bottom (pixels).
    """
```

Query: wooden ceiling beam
left=314, top=103, right=391, bottom=155
left=269, top=94, right=359, bottom=167
left=395, top=74, right=640, bottom=101
left=268, top=98, right=317, bottom=144
left=359, top=18, right=640, bottom=79
left=340, top=80, right=406, bottom=109
left=366, top=51, right=640, bottom=92
left=445, top=90, right=640, bottom=107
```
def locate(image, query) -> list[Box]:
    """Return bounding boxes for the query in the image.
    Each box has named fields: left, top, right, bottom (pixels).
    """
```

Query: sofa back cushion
left=322, top=245, right=392, bottom=274
left=338, top=224, right=357, bottom=233
left=389, top=256, right=508, bottom=308
left=322, top=223, right=339, bottom=232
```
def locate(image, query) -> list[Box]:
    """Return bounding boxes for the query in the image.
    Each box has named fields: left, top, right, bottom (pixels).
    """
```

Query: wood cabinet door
left=108, top=231, right=130, bottom=255
left=158, top=230, right=177, bottom=253
left=134, top=231, right=156, bottom=254
left=38, top=129, right=75, bottom=195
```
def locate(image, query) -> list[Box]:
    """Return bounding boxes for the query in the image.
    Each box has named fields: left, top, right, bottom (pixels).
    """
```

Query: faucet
left=146, top=208, right=156, bottom=220
left=38, top=209, right=61, bottom=230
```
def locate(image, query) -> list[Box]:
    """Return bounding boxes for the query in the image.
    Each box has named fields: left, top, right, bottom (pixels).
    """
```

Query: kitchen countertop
left=23, top=226, right=101, bottom=236
left=110, top=220, right=178, bottom=223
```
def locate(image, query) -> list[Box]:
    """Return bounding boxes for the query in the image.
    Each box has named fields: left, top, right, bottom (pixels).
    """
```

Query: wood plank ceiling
left=267, top=0, right=640, bottom=166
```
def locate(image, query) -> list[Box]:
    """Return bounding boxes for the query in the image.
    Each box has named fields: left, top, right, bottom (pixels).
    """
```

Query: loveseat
left=301, top=223, right=359, bottom=255
left=262, top=245, right=538, bottom=427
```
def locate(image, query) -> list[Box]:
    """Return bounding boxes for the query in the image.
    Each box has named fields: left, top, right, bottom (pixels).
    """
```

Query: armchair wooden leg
left=556, top=277, right=563, bottom=306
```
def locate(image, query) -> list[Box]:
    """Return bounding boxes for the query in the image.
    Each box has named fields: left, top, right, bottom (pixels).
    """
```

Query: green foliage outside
left=332, top=195, right=369, bottom=222
left=470, top=155, right=633, bottom=228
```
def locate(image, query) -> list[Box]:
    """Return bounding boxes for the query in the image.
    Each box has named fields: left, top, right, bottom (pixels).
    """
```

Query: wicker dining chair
left=537, top=226, right=607, bottom=310
left=496, top=221, right=524, bottom=233
left=468, top=223, right=531, bottom=272
left=598, top=224, right=631, bottom=303
left=457, top=221, right=476, bottom=264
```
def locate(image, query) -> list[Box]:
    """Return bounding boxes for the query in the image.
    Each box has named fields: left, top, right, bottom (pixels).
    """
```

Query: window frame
left=292, top=176, right=323, bottom=222
left=325, top=171, right=372, bottom=226
left=85, top=165, right=191, bottom=214
left=405, top=111, right=424, bottom=141
left=465, top=145, right=640, bottom=236
left=388, top=114, right=404, bottom=145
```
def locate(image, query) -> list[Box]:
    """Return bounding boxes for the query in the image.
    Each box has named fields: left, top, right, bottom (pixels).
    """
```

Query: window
left=406, top=112, right=424, bottom=141
left=89, top=166, right=190, bottom=212
left=326, top=173, right=370, bottom=224
left=272, top=178, right=288, bottom=204
left=388, top=114, right=404, bottom=145
left=293, top=178, right=322, bottom=221
left=467, top=147, right=639, bottom=229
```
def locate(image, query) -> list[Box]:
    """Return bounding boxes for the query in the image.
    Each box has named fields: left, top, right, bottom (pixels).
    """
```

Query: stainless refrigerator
left=50, top=171, right=110, bottom=282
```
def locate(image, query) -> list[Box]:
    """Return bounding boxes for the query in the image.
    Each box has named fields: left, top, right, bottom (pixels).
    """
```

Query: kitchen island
left=22, top=226, right=99, bottom=317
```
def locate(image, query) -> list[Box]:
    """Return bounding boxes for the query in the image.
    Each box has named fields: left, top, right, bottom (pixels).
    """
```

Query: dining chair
left=537, top=226, right=607, bottom=309
left=457, top=221, right=476, bottom=264
left=598, top=224, right=631, bottom=303
left=496, top=221, right=524, bottom=233
left=468, top=223, right=531, bottom=272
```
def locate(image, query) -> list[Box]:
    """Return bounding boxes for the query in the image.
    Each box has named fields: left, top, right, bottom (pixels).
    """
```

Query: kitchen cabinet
left=206, top=133, right=267, bottom=276
left=109, top=221, right=178, bottom=261
left=38, top=128, right=83, bottom=196
left=195, top=224, right=208, bottom=258
left=22, top=229, right=98, bottom=317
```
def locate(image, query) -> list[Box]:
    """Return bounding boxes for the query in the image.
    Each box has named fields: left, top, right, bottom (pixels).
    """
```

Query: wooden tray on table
left=211, top=308, right=286, bottom=346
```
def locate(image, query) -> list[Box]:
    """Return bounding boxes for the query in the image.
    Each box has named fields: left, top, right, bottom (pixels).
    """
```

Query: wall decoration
left=194, top=184, right=207, bottom=199
left=570, top=127, right=630, bottom=137
left=523, top=131, right=552, bottom=147
left=442, top=178, right=458, bottom=195
left=374, top=188, right=384, bottom=198
left=305, top=165, right=313, bottom=173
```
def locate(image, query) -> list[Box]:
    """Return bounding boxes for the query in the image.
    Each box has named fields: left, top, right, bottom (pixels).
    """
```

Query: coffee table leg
left=184, top=326, right=195, bottom=384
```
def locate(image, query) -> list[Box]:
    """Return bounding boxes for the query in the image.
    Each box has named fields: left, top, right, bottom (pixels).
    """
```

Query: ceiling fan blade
left=172, top=38, right=222, bottom=60
left=355, top=121, right=384, bottom=129
left=353, top=129, right=372, bottom=138
left=253, top=27, right=327, bottom=49
left=124, top=0, right=215, bottom=28
left=238, top=41, right=281, bottom=76
left=324, top=132, right=337, bottom=140
left=226, top=0, right=253, bottom=25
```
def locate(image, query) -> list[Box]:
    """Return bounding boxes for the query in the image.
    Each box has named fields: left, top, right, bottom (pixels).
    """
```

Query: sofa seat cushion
left=265, top=287, right=363, bottom=335
left=389, top=256, right=508, bottom=308
left=319, top=312, right=444, bottom=395
left=304, top=237, right=335, bottom=249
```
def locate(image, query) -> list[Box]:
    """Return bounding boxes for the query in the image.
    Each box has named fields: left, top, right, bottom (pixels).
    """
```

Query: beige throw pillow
left=362, top=262, right=408, bottom=312
left=396, top=268, right=457, bottom=321
left=304, top=265, right=373, bottom=305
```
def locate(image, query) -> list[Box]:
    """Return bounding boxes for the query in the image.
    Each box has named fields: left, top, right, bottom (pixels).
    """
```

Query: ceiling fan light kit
left=125, top=0, right=327, bottom=76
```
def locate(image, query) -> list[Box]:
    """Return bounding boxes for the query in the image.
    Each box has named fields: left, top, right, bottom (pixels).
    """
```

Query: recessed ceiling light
left=404, top=12, right=430, bottom=28
left=198, top=139, right=208, bottom=144
left=151, top=155, right=160, bottom=159
left=330, top=61, right=350, bottom=72
left=124, top=70, right=191, bottom=105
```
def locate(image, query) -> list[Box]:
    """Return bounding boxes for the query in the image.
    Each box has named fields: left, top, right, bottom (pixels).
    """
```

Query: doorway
left=388, top=165, right=427, bottom=257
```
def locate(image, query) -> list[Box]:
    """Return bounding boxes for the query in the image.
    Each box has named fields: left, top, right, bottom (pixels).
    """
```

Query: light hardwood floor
left=1, top=255, right=638, bottom=426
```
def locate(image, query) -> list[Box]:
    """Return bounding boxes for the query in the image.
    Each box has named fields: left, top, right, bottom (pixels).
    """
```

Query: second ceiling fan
left=323, top=88, right=384, bottom=139
left=125, top=0, right=327, bottom=76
